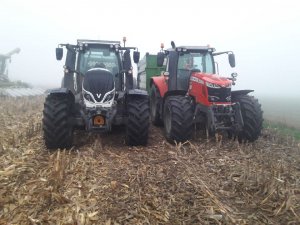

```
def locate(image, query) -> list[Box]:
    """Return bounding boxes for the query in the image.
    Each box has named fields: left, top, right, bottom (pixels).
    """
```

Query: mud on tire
left=164, top=96, right=193, bottom=143
left=43, top=94, right=74, bottom=149
left=234, top=95, right=263, bottom=142
left=126, top=97, right=150, bottom=146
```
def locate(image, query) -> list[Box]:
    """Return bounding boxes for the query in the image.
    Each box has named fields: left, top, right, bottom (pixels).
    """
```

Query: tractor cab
left=160, top=46, right=216, bottom=91
left=77, top=44, right=121, bottom=77
left=56, top=39, right=140, bottom=94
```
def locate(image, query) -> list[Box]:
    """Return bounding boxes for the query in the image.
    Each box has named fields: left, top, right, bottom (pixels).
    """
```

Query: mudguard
left=126, top=89, right=149, bottom=108
left=47, top=87, right=75, bottom=102
left=231, top=90, right=254, bottom=100
left=150, top=76, right=168, bottom=98
left=127, top=89, right=148, bottom=97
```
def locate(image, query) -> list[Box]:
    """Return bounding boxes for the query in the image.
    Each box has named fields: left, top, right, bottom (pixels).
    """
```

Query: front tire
left=126, top=97, right=150, bottom=146
left=43, top=94, right=74, bottom=149
left=234, top=95, right=263, bottom=142
left=164, top=96, right=193, bottom=143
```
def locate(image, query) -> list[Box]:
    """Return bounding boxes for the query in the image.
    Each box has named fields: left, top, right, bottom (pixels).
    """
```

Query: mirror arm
left=212, top=51, right=232, bottom=56
left=215, top=62, right=219, bottom=75
left=64, top=66, right=83, bottom=76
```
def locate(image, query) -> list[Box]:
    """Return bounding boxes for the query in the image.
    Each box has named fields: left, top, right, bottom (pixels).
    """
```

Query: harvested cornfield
left=0, top=96, right=299, bottom=225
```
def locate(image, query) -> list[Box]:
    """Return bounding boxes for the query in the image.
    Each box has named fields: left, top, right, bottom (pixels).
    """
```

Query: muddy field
left=0, top=96, right=300, bottom=225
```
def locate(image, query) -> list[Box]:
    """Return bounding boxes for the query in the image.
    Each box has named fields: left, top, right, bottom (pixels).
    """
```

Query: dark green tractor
left=43, top=39, right=150, bottom=149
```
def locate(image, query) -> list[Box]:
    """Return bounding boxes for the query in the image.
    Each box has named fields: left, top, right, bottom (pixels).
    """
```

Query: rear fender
left=150, top=76, right=168, bottom=98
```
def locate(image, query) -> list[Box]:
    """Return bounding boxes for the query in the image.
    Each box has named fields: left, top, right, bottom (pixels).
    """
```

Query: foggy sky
left=1, top=0, right=300, bottom=97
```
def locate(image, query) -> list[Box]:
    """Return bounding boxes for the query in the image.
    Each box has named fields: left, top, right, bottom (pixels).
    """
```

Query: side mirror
left=228, top=53, right=235, bottom=68
left=56, top=48, right=63, bottom=60
left=157, top=52, right=165, bottom=67
left=133, top=51, right=140, bottom=63
left=123, top=49, right=132, bottom=71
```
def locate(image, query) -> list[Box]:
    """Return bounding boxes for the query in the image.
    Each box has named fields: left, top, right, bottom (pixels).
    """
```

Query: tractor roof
left=167, top=46, right=215, bottom=52
left=77, top=39, right=121, bottom=46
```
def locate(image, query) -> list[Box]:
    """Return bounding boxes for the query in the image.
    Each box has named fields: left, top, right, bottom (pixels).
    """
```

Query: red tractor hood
left=192, top=72, right=232, bottom=87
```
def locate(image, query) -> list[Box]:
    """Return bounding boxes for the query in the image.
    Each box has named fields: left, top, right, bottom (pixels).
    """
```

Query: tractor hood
left=189, top=72, right=232, bottom=103
left=192, top=72, right=232, bottom=88
left=82, top=68, right=115, bottom=108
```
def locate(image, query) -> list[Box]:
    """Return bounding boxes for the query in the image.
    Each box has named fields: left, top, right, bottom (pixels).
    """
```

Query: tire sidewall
left=125, top=97, right=150, bottom=146
left=43, top=94, right=74, bottom=149
left=150, top=86, right=157, bottom=121
left=163, top=98, right=172, bottom=140
left=150, top=85, right=162, bottom=125
left=235, top=95, right=263, bottom=142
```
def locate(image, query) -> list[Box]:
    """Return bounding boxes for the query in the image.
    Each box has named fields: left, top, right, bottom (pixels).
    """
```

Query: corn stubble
left=0, top=96, right=299, bottom=225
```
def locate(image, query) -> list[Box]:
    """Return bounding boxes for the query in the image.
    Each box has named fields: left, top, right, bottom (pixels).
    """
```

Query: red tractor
left=149, top=41, right=263, bottom=143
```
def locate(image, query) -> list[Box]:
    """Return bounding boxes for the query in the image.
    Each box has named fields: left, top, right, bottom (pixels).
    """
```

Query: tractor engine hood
left=82, top=68, right=115, bottom=108
left=191, top=72, right=232, bottom=88
left=190, top=72, right=232, bottom=103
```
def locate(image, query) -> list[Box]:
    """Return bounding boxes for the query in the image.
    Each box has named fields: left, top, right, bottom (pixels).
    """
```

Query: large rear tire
left=43, top=94, right=74, bottom=149
left=234, top=95, right=263, bottom=142
left=164, top=96, right=193, bottom=143
left=150, top=85, right=163, bottom=126
left=126, top=97, right=150, bottom=146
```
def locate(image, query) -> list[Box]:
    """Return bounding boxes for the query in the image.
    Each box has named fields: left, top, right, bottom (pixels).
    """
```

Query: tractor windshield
left=176, top=51, right=214, bottom=90
left=78, top=47, right=120, bottom=75
left=178, top=52, right=214, bottom=73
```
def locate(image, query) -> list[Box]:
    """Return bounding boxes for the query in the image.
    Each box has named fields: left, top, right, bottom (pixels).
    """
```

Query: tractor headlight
left=103, top=92, right=114, bottom=102
left=206, top=82, right=221, bottom=88
left=83, top=90, right=95, bottom=103
left=208, top=96, right=220, bottom=102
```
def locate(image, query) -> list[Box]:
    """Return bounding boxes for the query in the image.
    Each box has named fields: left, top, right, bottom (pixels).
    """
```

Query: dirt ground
left=0, top=96, right=299, bottom=225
